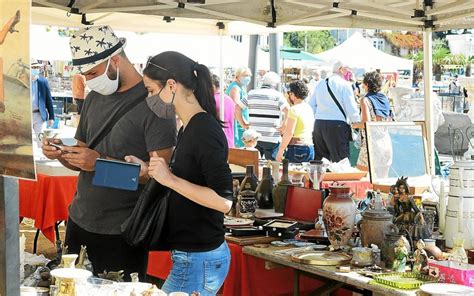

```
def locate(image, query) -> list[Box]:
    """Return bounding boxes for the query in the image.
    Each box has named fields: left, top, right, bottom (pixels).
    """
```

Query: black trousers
left=312, top=119, right=350, bottom=163
left=65, top=219, right=148, bottom=281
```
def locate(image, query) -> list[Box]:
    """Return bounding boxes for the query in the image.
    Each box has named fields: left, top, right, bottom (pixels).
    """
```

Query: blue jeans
left=162, top=242, right=231, bottom=296
left=256, top=141, right=280, bottom=160
left=285, top=145, right=314, bottom=163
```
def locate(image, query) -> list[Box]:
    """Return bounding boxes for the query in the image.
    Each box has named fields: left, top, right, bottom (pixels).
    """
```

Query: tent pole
left=219, top=27, right=225, bottom=121
left=0, top=177, right=20, bottom=295
left=423, top=28, right=435, bottom=175
left=269, top=33, right=281, bottom=74
left=248, top=35, right=259, bottom=90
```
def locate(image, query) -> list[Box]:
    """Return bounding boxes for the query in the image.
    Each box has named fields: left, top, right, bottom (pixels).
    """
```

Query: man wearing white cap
left=30, top=60, right=55, bottom=139
left=42, top=25, right=176, bottom=280
left=310, top=61, right=360, bottom=162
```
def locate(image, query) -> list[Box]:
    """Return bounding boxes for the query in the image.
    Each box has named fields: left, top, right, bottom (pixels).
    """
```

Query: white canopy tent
left=315, top=32, right=414, bottom=73
left=32, top=1, right=474, bottom=32
left=30, top=25, right=270, bottom=69
left=31, top=6, right=324, bottom=36
left=31, top=0, right=474, bottom=174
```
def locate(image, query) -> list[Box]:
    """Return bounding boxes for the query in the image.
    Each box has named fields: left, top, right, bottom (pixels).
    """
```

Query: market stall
left=3, top=0, right=474, bottom=295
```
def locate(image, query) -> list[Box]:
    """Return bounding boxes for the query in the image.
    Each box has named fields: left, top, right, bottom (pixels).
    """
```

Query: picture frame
left=365, top=121, right=430, bottom=184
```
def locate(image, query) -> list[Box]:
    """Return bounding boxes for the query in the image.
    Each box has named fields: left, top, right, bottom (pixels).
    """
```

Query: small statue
left=76, top=245, right=93, bottom=272
left=392, top=236, right=409, bottom=272
left=413, top=239, right=429, bottom=274
left=141, top=284, right=163, bottom=296
left=448, top=235, right=468, bottom=263
left=98, top=270, right=125, bottom=282
left=130, top=272, right=139, bottom=283
left=392, top=177, right=433, bottom=241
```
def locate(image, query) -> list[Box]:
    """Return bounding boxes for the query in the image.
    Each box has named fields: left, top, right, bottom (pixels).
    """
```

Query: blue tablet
left=92, top=158, right=141, bottom=191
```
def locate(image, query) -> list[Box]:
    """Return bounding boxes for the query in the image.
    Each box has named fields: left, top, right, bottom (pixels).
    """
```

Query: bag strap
left=168, top=128, right=183, bottom=168
left=325, top=78, right=347, bottom=120
left=88, top=95, right=144, bottom=150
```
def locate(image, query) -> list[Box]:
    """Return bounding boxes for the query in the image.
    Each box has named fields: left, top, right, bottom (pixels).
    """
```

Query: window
left=372, top=39, right=384, bottom=51
left=231, top=35, right=242, bottom=43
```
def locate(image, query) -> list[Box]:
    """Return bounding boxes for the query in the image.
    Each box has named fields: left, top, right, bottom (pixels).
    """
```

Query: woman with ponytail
left=130, top=51, right=232, bottom=295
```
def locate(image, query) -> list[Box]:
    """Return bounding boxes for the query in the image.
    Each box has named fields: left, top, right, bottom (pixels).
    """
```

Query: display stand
left=0, top=177, right=20, bottom=295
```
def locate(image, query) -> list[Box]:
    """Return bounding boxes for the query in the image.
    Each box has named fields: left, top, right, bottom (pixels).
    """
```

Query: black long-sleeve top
left=164, top=112, right=233, bottom=252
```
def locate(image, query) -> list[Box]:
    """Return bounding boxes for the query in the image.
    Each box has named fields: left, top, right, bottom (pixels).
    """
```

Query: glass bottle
left=238, top=165, right=258, bottom=218
left=256, top=167, right=274, bottom=209
left=314, top=209, right=325, bottom=231
left=309, top=160, right=326, bottom=190
left=272, top=159, right=293, bottom=213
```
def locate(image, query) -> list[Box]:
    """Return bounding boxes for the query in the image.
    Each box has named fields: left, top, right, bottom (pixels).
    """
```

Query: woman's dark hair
left=211, top=74, right=220, bottom=89
left=143, top=51, right=222, bottom=126
left=288, top=80, right=309, bottom=100
left=363, top=71, right=383, bottom=93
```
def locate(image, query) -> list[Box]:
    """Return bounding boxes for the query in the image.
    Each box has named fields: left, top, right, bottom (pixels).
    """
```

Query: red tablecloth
left=19, top=174, right=78, bottom=242
left=148, top=243, right=350, bottom=296
left=322, top=180, right=372, bottom=199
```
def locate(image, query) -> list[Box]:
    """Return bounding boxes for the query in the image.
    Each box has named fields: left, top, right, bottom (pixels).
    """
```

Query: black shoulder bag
left=325, top=78, right=356, bottom=142
left=121, top=129, right=182, bottom=250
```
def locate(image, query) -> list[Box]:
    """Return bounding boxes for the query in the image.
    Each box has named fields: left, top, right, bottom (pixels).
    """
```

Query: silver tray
left=291, top=251, right=352, bottom=265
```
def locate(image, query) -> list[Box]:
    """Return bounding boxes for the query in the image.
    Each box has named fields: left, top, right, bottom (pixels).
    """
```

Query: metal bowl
left=291, top=251, right=352, bottom=265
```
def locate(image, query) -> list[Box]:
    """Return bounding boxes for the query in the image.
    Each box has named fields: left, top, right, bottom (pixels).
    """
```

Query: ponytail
left=194, top=63, right=224, bottom=127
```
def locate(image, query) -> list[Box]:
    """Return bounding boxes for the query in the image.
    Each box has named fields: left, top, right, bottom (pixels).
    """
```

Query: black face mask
left=146, top=87, right=176, bottom=119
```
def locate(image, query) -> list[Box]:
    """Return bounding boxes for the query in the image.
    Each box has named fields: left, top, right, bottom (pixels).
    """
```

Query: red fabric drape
left=19, top=174, right=77, bottom=242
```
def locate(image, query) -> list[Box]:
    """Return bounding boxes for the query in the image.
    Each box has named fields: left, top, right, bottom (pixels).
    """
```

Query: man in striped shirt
left=238, top=71, right=289, bottom=160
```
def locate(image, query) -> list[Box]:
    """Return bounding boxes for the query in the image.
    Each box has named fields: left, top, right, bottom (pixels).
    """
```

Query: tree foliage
left=409, top=37, right=451, bottom=81
left=283, top=31, right=336, bottom=54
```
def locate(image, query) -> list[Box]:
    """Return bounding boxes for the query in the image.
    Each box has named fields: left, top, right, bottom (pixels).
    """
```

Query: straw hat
left=69, top=25, right=126, bottom=73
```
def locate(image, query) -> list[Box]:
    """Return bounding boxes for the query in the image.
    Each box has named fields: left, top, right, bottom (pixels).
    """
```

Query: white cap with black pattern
left=69, top=25, right=126, bottom=73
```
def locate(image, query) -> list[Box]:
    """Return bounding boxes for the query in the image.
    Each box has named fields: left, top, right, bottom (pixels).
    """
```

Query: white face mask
left=85, top=59, right=119, bottom=96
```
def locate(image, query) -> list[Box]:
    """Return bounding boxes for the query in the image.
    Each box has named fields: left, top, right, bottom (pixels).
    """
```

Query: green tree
left=409, top=38, right=450, bottom=81
left=283, top=31, right=335, bottom=54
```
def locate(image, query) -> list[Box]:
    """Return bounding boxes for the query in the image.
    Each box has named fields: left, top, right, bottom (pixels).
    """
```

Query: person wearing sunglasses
left=42, top=26, right=176, bottom=280
left=132, top=51, right=232, bottom=295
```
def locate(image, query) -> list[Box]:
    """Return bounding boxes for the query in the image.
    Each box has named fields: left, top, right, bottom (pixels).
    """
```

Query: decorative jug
left=323, top=186, right=356, bottom=249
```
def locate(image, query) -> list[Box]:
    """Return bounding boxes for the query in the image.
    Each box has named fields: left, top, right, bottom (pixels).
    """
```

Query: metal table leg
left=33, top=229, right=40, bottom=254
left=293, top=269, right=300, bottom=296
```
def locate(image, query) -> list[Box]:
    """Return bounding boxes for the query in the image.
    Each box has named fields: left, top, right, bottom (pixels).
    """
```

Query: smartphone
left=92, top=158, right=141, bottom=191
left=47, top=142, right=78, bottom=154
left=48, top=142, right=64, bottom=150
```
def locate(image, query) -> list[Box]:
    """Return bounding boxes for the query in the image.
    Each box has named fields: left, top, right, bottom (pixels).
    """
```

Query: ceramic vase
left=323, top=186, right=356, bottom=248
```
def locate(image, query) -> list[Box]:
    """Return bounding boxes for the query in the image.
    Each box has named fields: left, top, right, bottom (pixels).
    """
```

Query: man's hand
left=42, top=138, right=63, bottom=160
left=47, top=120, right=55, bottom=128
left=61, top=146, right=100, bottom=171
left=125, top=155, right=148, bottom=177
